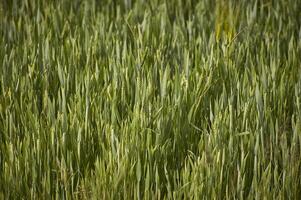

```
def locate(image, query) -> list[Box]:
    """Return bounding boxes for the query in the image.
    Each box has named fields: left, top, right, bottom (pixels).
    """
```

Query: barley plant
left=1, top=0, right=301, bottom=199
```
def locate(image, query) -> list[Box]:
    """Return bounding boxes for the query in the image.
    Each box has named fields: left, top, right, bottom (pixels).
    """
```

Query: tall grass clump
left=1, top=0, right=301, bottom=199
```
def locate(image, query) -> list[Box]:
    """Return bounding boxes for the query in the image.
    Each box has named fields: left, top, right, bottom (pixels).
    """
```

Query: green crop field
left=1, top=0, right=301, bottom=199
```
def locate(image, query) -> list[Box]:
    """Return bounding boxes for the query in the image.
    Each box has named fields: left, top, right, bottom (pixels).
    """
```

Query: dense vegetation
left=1, top=0, right=301, bottom=199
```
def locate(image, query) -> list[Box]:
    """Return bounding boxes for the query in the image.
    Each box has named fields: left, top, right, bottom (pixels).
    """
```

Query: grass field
left=1, top=0, right=301, bottom=199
